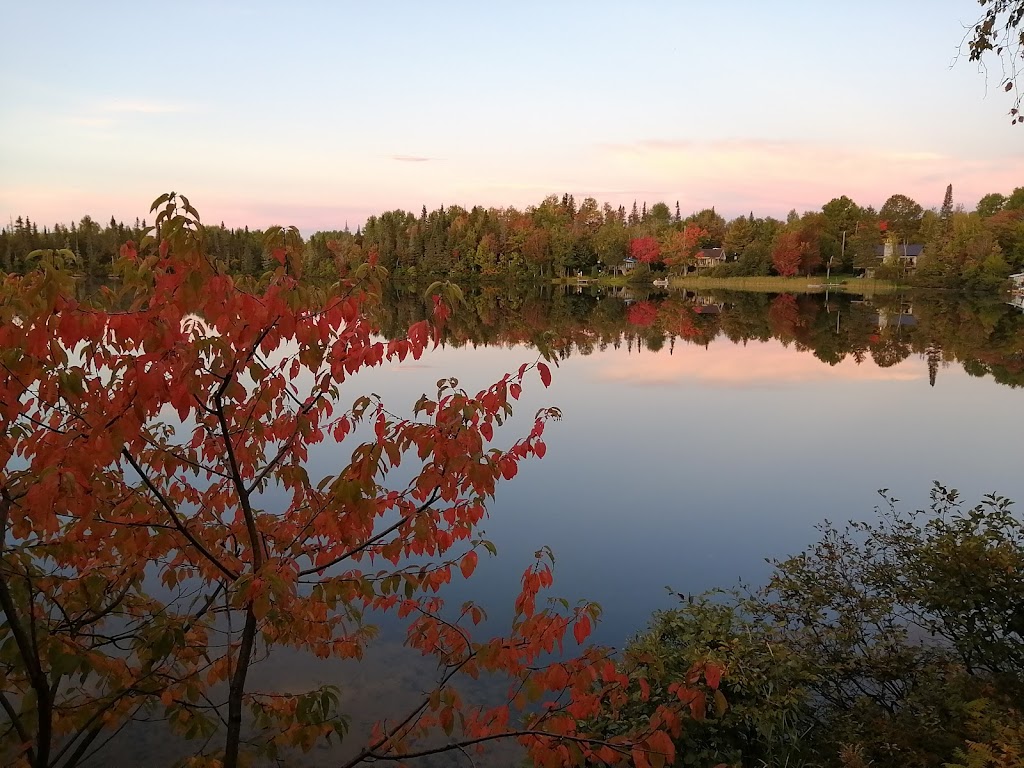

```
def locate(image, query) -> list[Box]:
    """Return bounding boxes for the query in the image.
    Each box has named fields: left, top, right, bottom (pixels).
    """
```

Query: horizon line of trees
left=4, top=186, right=1024, bottom=290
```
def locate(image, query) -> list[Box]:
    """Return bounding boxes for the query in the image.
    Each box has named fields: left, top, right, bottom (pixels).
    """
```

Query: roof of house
left=696, top=248, right=725, bottom=259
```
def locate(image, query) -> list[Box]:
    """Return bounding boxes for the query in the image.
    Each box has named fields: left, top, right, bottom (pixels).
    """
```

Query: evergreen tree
left=940, top=183, right=954, bottom=230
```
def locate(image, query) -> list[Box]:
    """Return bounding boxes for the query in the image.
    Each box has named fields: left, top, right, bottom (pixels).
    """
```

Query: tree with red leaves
left=0, top=195, right=708, bottom=768
left=629, top=236, right=661, bottom=265
left=771, top=231, right=804, bottom=277
left=661, top=225, right=707, bottom=272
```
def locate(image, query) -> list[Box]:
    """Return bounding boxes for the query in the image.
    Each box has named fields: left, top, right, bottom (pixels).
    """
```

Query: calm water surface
left=339, top=290, right=1024, bottom=647
left=104, top=289, right=1024, bottom=765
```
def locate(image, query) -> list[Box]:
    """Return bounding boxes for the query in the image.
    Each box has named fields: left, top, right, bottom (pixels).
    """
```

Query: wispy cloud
left=64, top=99, right=193, bottom=132
left=391, top=155, right=431, bottom=163
left=67, top=117, right=115, bottom=128
left=98, top=99, right=191, bottom=114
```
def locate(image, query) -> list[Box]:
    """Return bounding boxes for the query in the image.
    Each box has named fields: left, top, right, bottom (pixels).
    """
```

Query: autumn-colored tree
left=771, top=231, right=804, bottom=277
left=629, top=236, right=661, bottom=265
left=660, top=225, right=707, bottom=272
left=626, top=301, right=659, bottom=328
left=0, top=195, right=704, bottom=768
left=767, top=293, right=802, bottom=341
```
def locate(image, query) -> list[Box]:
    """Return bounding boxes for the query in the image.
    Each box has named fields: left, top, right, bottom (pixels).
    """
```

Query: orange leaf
left=704, top=662, right=723, bottom=690
left=460, top=550, right=478, bottom=579
left=573, top=615, right=591, bottom=645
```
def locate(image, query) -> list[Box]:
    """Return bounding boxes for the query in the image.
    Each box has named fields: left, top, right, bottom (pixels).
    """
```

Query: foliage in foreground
left=596, top=485, right=1024, bottom=768
left=0, top=194, right=714, bottom=768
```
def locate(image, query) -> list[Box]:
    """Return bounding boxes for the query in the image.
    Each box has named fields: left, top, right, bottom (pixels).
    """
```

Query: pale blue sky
left=2, top=1, right=1021, bottom=233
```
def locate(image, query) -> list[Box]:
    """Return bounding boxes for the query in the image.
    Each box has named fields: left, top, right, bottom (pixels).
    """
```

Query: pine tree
left=940, top=183, right=954, bottom=230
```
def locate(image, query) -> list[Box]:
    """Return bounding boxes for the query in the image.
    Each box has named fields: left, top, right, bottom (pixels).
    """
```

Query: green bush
left=595, top=486, right=1024, bottom=767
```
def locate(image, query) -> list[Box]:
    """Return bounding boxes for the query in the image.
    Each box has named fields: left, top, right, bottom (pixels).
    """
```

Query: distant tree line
left=0, top=215, right=267, bottom=281
left=4, top=187, right=1024, bottom=290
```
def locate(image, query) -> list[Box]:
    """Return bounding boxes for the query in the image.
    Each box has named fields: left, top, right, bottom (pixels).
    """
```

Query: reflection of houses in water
left=1010, top=273, right=1024, bottom=310
left=605, top=285, right=640, bottom=303
left=684, top=291, right=727, bottom=314
left=692, top=302, right=724, bottom=314
left=873, top=300, right=917, bottom=329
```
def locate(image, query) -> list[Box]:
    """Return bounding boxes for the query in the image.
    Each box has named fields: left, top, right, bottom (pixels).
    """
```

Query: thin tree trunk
left=224, top=606, right=257, bottom=768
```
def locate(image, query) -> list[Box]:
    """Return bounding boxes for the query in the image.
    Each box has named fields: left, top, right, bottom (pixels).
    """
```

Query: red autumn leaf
left=460, top=550, right=478, bottom=579
left=537, top=361, right=552, bottom=388
left=573, top=614, right=591, bottom=645
left=500, top=457, right=518, bottom=480
left=704, top=662, right=723, bottom=690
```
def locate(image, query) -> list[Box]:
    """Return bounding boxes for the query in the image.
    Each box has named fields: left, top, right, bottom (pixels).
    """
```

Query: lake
left=343, top=286, right=1024, bottom=645
left=81, top=285, right=1024, bottom=765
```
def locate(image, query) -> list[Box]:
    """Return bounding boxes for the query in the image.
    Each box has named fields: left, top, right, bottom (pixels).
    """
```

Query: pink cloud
left=596, top=139, right=1024, bottom=217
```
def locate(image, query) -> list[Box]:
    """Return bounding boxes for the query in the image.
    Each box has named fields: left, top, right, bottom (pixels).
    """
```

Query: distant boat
left=652, top=278, right=669, bottom=288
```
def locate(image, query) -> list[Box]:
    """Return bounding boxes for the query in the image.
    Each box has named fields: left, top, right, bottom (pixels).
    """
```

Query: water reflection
left=373, top=286, right=1024, bottom=389
left=331, top=286, right=1024, bottom=648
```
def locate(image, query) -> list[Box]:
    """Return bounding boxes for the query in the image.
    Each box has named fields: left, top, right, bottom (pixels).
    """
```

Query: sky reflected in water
left=305, top=327, right=1024, bottom=648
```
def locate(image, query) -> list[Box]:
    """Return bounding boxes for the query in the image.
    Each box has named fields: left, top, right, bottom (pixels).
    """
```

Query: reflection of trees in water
left=871, top=334, right=913, bottom=368
left=375, top=285, right=1024, bottom=389
left=925, top=344, right=943, bottom=387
